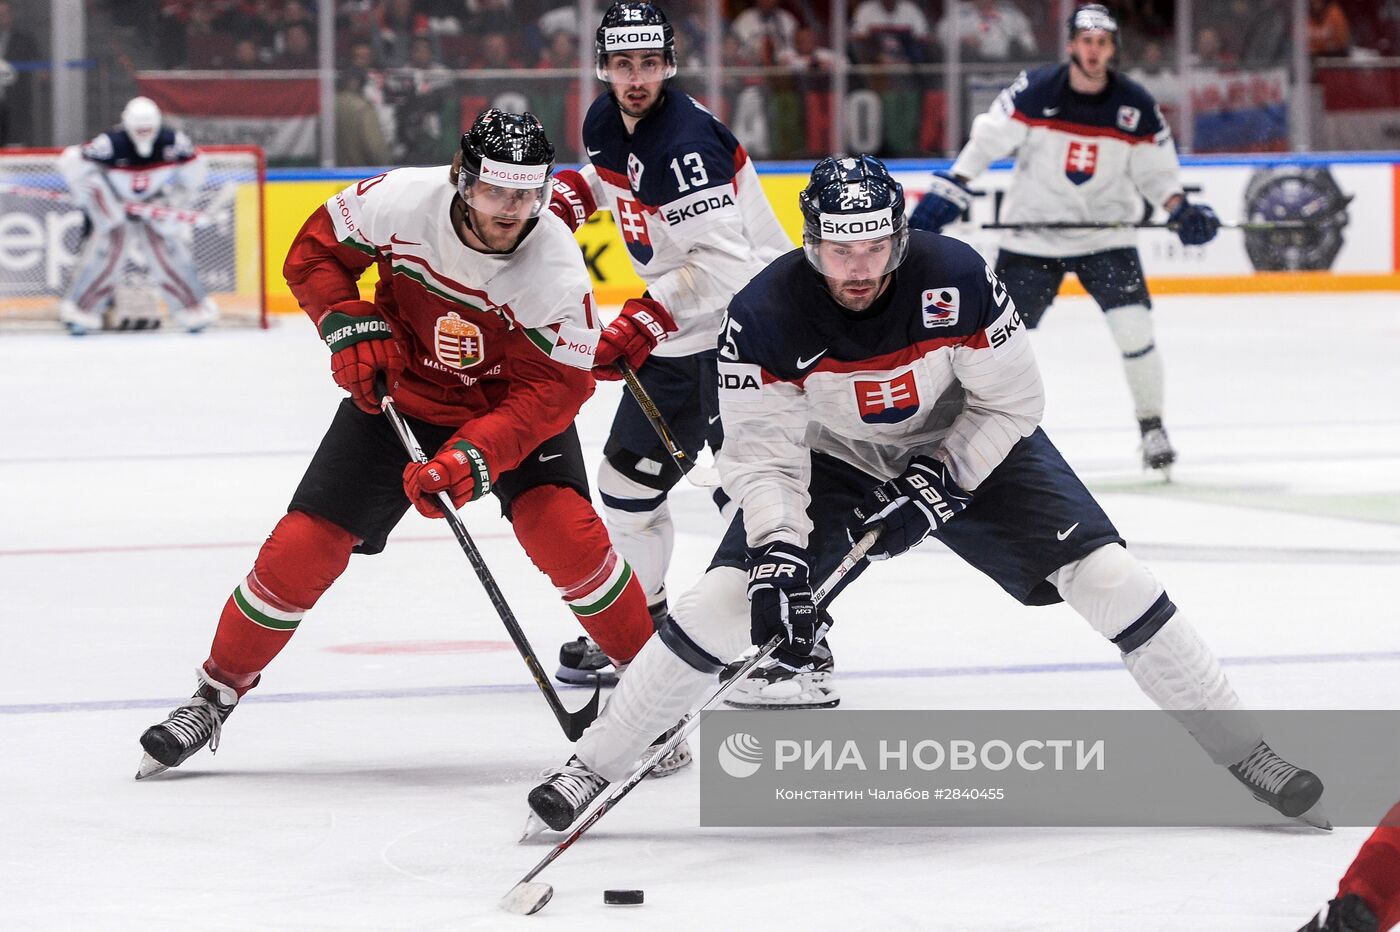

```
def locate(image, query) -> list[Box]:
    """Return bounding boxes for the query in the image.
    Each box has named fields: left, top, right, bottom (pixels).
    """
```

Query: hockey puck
left=603, top=889, right=644, bottom=906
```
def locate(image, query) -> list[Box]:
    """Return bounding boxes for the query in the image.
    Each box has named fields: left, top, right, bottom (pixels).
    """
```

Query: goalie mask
left=595, top=1, right=677, bottom=81
left=121, top=97, right=163, bottom=158
left=456, top=109, right=555, bottom=221
left=799, top=154, right=909, bottom=279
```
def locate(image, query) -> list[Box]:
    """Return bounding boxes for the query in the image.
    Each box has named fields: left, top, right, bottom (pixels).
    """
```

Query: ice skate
left=1298, top=894, right=1379, bottom=932
left=527, top=755, right=610, bottom=832
left=721, top=640, right=839, bottom=710
left=173, top=297, right=220, bottom=334
left=554, top=636, right=619, bottom=687
left=135, top=667, right=241, bottom=779
left=646, top=721, right=692, bottom=779
left=59, top=299, right=103, bottom=336
left=1139, top=417, right=1176, bottom=478
left=1228, top=740, right=1330, bottom=829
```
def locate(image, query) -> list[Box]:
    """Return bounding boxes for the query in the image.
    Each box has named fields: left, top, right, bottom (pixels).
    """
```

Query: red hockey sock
left=1339, top=802, right=1400, bottom=930
left=207, top=510, right=357, bottom=694
left=510, top=484, right=652, bottom=664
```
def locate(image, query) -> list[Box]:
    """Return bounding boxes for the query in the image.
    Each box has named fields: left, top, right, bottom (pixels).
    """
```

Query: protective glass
left=456, top=157, right=551, bottom=220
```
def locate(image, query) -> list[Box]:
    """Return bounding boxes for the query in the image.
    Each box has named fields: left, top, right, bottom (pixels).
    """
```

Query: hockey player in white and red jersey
left=135, top=110, right=683, bottom=779
left=525, top=154, right=1326, bottom=834
left=909, top=4, right=1220, bottom=476
left=545, top=0, right=792, bottom=689
left=56, top=97, right=220, bottom=334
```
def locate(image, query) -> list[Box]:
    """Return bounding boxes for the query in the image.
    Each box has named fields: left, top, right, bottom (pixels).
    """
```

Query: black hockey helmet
left=595, top=1, right=677, bottom=81
left=798, top=154, right=909, bottom=277
left=456, top=108, right=555, bottom=219
left=1067, top=4, right=1118, bottom=42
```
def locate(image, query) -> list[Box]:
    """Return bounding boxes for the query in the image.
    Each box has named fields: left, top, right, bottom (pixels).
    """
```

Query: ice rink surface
left=2, top=292, right=1397, bottom=930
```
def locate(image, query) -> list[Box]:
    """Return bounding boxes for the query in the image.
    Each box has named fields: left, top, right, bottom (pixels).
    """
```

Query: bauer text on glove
left=847, top=456, right=970, bottom=560
left=593, top=297, right=677, bottom=380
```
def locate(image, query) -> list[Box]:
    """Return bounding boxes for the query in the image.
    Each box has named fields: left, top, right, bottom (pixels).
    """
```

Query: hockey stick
left=616, top=359, right=721, bottom=489
left=378, top=385, right=601, bottom=742
left=500, top=528, right=880, bottom=916
left=0, top=181, right=221, bottom=226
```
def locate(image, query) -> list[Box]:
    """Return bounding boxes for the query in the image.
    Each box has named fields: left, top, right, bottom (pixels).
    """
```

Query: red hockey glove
left=319, top=300, right=405, bottom=415
left=593, top=297, right=677, bottom=381
left=548, top=169, right=597, bottom=233
left=402, top=437, right=493, bottom=518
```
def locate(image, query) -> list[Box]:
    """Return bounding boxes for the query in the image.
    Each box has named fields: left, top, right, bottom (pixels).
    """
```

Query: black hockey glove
left=1168, top=199, right=1220, bottom=246
left=908, top=171, right=973, bottom=234
left=1297, top=894, right=1379, bottom=932
left=747, top=542, right=820, bottom=667
left=847, top=455, right=970, bottom=561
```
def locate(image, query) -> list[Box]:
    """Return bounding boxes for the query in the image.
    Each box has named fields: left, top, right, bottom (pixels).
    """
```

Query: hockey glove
left=908, top=171, right=973, bottom=234
left=320, top=300, right=406, bottom=415
left=747, top=542, right=820, bottom=666
left=402, top=437, right=492, bottom=518
left=548, top=169, right=598, bottom=233
left=593, top=297, right=677, bottom=380
left=1168, top=199, right=1220, bottom=246
left=847, top=455, right=971, bottom=561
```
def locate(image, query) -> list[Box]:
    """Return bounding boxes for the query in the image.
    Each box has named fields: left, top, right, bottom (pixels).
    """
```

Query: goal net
left=0, top=145, right=266, bottom=330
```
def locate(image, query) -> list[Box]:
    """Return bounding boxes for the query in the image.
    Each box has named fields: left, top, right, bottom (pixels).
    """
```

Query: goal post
left=0, top=144, right=268, bottom=330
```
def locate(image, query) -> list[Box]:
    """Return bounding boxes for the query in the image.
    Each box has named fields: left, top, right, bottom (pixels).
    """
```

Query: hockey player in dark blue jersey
left=910, top=4, right=1218, bottom=477
left=526, top=154, right=1327, bottom=835
left=56, top=97, right=220, bottom=334
left=546, top=1, right=790, bottom=688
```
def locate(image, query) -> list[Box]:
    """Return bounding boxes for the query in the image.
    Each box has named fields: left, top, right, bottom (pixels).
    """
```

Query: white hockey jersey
left=951, top=64, right=1183, bottom=258
left=57, top=127, right=207, bottom=227
left=579, top=90, right=792, bottom=356
left=716, top=233, right=1043, bottom=550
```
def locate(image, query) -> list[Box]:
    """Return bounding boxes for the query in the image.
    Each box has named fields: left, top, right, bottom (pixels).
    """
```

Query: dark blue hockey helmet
left=596, top=1, right=677, bottom=81
left=799, top=154, right=909, bottom=277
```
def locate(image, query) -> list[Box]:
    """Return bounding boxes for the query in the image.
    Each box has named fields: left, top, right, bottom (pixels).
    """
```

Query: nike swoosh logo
left=1056, top=522, right=1080, bottom=541
left=708, top=414, right=721, bottom=424
left=796, top=349, right=827, bottom=369
left=1044, top=107, right=1060, bottom=116
left=538, top=453, right=563, bottom=463
left=389, top=234, right=421, bottom=246
left=586, top=147, right=603, bottom=157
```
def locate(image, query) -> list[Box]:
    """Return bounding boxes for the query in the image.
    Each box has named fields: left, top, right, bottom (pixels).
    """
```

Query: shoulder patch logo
left=1117, top=105, right=1141, bottom=132
left=921, top=287, right=960, bottom=328
left=627, top=152, right=645, bottom=192
left=1065, top=140, right=1099, bottom=186
left=435, top=312, right=484, bottom=369
left=854, top=371, right=921, bottom=424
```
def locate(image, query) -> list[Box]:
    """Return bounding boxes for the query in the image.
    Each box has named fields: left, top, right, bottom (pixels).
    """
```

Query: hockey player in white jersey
left=546, top=0, right=793, bottom=688
left=57, top=97, right=220, bottom=334
left=525, top=154, right=1327, bottom=834
left=909, top=4, right=1219, bottom=476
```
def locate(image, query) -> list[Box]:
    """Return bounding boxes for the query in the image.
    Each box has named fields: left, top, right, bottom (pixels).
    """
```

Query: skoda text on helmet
left=799, top=154, right=910, bottom=279
left=595, top=1, right=677, bottom=81
left=122, top=96, right=163, bottom=158
left=1068, top=3, right=1118, bottom=42
left=456, top=108, right=556, bottom=222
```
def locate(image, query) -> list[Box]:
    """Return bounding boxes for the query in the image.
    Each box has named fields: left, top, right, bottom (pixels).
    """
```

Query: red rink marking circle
left=325, top=640, right=514, bottom=655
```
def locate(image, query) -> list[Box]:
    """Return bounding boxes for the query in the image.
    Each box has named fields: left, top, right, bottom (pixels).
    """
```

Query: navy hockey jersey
left=578, top=90, right=790, bottom=355
left=716, top=232, right=1043, bottom=550
left=951, top=64, right=1183, bottom=257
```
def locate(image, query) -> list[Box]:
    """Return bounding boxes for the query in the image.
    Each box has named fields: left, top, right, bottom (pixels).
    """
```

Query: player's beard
left=460, top=202, right=529, bottom=253
left=827, top=275, right=888, bottom=312
left=614, top=82, right=663, bottom=120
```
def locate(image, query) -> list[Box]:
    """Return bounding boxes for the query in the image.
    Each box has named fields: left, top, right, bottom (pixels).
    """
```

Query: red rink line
left=0, top=531, right=515, bottom=558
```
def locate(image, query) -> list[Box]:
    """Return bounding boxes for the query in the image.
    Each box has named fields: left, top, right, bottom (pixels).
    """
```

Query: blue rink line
left=5, top=649, right=1399, bottom=716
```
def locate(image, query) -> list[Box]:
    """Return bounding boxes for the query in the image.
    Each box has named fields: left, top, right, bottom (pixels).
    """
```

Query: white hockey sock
left=1104, top=303, right=1164, bottom=421
left=598, top=459, right=673, bottom=600
left=575, top=567, right=750, bottom=782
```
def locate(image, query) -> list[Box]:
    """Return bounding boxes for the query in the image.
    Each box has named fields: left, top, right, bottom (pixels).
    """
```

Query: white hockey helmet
left=121, top=97, right=163, bottom=158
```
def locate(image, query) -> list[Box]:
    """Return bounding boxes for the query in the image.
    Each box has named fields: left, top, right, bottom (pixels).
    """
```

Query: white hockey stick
left=499, top=528, right=880, bottom=916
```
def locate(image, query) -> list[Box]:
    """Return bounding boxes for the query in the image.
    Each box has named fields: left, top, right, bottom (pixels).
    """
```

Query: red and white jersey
left=285, top=166, right=600, bottom=476
left=580, top=91, right=792, bottom=356
left=951, top=64, right=1182, bottom=258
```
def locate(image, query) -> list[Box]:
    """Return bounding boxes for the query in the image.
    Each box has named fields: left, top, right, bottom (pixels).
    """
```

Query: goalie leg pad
left=598, top=456, right=674, bottom=601
left=1051, top=544, right=1261, bottom=765
left=1104, top=303, right=1164, bottom=420
left=208, top=510, right=357, bottom=691
left=510, top=483, right=652, bottom=665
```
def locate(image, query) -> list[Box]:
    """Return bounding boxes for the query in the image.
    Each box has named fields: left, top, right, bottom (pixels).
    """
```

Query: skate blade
left=1296, top=800, right=1333, bottom=831
left=519, top=812, right=551, bottom=844
left=135, top=752, right=169, bottom=781
left=500, top=880, right=554, bottom=915
left=552, top=665, right=618, bottom=688
left=645, top=740, right=693, bottom=779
